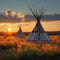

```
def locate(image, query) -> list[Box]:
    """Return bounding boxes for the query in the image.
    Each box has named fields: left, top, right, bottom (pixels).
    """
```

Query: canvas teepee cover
left=27, top=8, right=51, bottom=42
left=15, top=26, right=25, bottom=38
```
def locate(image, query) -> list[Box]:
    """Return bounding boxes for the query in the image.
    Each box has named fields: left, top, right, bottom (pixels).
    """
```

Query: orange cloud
left=17, top=13, right=25, bottom=18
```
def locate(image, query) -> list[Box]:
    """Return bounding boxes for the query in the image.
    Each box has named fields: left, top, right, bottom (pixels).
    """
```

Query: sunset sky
left=0, top=21, right=60, bottom=32
left=0, top=0, right=60, bottom=33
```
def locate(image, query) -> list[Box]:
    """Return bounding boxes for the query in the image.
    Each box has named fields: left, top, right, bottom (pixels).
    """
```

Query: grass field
left=0, top=35, right=60, bottom=60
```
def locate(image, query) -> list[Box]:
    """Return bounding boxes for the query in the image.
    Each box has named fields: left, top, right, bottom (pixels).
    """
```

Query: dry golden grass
left=0, top=35, right=60, bottom=53
left=49, top=35, right=60, bottom=43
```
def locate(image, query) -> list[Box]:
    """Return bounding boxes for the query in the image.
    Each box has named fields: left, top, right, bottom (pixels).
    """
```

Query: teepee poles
left=27, top=7, right=52, bottom=42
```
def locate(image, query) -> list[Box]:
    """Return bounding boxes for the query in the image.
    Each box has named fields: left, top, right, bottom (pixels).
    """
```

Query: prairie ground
left=0, top=35, right=60, bottom=60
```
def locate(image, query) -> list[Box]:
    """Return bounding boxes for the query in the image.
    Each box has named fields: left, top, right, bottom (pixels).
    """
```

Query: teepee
left=15, top=26, right=25, bottom=38
left=27, top=7, right=52, bottom=42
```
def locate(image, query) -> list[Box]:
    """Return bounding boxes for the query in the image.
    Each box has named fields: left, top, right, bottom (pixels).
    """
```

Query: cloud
left=0, top=10, right=25, bottom=22
left=25, top=14, right=60, bottom=22
left=0, top=10, right=60, bottom=22
left=17, top=13, right=25, bottom=21
left=4, top=10, right=25, bottom=18
left=4, top=10, right=17, bottom=17
left=17, top=13, right=25, bottom=18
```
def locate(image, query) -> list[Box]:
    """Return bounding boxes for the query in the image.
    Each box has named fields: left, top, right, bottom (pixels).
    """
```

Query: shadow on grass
left=0, top=43, right=60, bottom=60
left=17, top=45, right=60, bottom=60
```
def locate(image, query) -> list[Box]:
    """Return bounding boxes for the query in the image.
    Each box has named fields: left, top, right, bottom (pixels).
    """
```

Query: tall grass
left=0, top=43, right=60, bottom=60
left=18, top=45, right=60, bottom=60
left=0, top=35, right=60, bottom=60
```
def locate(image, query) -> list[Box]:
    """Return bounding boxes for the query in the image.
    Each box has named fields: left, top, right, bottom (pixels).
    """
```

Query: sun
left=8, top=28, right=12, bottom=32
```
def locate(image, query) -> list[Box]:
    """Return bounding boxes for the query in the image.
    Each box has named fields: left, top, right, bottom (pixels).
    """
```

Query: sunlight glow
left=0, top=21, right=60, bottom=33
left=8, top=28, right=12, bottom=32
